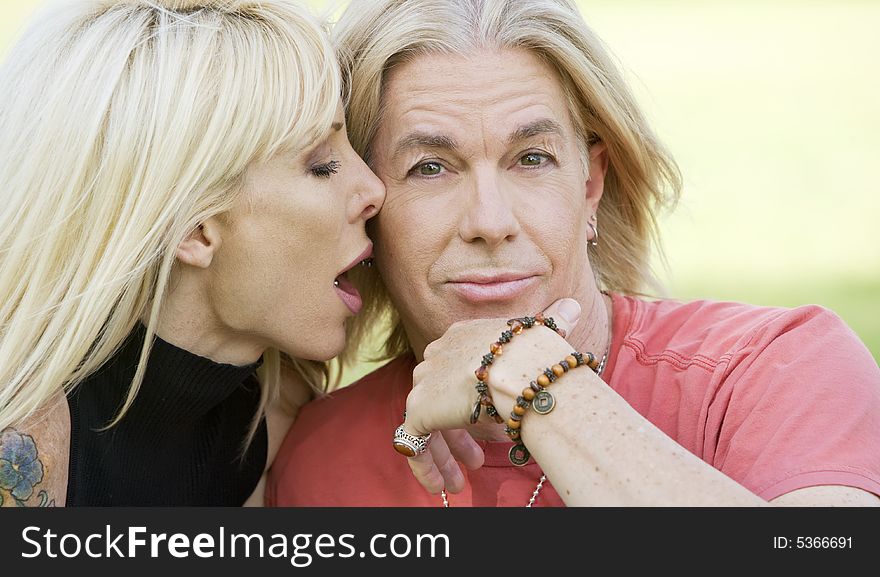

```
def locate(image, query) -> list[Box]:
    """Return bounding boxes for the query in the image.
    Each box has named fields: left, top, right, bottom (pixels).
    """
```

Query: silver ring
left=392, top=424, right=431, bottom=457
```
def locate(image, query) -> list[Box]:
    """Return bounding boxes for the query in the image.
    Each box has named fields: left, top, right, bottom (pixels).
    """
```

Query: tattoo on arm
left=0, top=428, right=56, bottom=507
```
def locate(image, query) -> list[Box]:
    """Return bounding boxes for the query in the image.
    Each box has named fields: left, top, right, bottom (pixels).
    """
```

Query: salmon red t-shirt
left=267, top=293, right=880, bottom=506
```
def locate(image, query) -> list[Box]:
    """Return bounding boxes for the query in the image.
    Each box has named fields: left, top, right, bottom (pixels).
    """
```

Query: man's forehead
left=379, top=49, right=574, bottom=149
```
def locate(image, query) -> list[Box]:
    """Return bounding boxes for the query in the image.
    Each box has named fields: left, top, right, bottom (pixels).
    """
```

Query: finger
left=429, top=433, right=466, bottom=493
left=403, top=434, right=457, bottom=494
left=540, top=297, right=581, bottom=338
left=405, top=447, right=444, bottom=494
left=442, top=429, right=484, bottom=471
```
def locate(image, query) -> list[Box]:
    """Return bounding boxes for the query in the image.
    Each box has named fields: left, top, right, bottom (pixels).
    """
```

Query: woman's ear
left=176, top=219, right=222, bottom=268
left=585, top=141, right=609, bottom=213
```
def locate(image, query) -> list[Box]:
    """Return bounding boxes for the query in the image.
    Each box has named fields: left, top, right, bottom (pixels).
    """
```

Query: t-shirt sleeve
left=706, top=305, right=880, bottom=501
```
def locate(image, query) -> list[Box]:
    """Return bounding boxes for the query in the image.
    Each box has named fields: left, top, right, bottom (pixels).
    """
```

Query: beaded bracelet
left=470, top=314, right=565, bottom=425
left=505, top=351, right=601, bottom=466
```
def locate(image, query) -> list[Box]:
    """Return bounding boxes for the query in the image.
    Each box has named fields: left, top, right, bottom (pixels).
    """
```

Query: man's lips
left=446, top=273, right=540, bottom=303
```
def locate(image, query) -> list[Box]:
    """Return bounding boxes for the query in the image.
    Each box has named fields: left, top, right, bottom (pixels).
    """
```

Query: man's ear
left=176, top=219, right=222, bottom=269
left=585, top=141, right=609, bottom=213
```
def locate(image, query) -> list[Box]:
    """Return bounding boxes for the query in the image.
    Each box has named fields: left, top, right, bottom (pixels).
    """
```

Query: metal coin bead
left=532, top=390, right=555, bottom=415
left=508, top=443, right=531, bottom=466
left=470, top=399, right=482, bottom=424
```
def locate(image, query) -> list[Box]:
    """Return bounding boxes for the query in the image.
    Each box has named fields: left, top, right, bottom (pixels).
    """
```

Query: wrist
left=471, top=314, right=569, bottom=426
left=488, top=326, right=572, bottom=411
left=503, top=350, right=603, bottom=465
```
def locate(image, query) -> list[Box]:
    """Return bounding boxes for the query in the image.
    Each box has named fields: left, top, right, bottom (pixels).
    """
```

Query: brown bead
left=475, top=365, right=489, bottom=381
left=509, top=319, right=524, bottom=334
left=490, top=342, right=503, bottom=355
left=493, top=413, right=505, bottom=424
left=513, top=404, right=527, bottom=416
left=522, top=388, right=536, bottom=401
left=507, top=419, right=521, bottom=430
left=534, top=313, right=544, bottom=324
left=552, top=364, right=565, bottom=377
left=479, top=393, right=493, bottom=406
left=537, top=374, right=551, bottom=387
left=565, top=355, right=578, bottom=368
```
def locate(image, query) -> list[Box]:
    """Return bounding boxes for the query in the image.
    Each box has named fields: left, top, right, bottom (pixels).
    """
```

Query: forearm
left=517, top=373, right=765, bottom=506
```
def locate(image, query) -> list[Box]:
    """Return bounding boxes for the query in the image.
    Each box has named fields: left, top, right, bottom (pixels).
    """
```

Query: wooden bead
left=507, top=419, right=521, bottom=430
left=522, top=388, right=536, bottom=401
left=537, top=374, right=550, bottom=387
left=565, top=355, right=578, bottom=368
left=513, top=404, right=527, bottom=416
left=552, top=364, right=565, bottom=377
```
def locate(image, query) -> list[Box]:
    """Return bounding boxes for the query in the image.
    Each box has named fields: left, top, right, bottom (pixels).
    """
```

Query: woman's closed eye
left=310, top=159, right=340, bottom=178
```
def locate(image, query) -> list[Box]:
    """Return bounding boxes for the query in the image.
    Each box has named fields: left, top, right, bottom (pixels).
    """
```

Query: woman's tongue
left=334, top=272, right=363, bottom=314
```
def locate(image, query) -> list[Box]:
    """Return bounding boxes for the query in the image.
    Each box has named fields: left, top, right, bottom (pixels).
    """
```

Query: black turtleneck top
left=65, top=326, right=268, bottom=506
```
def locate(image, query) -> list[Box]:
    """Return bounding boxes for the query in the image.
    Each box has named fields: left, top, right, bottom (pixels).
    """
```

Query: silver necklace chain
left=441, top=474, right=548, bottom=508
left=440, top=348, right=608, bottom=508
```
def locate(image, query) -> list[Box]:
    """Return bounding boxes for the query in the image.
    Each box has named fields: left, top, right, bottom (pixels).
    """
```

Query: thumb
left=540, top=297, right=581, bottom=338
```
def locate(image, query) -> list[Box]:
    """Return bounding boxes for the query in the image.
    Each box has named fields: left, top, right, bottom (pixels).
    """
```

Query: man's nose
left=458, top=168, right=521, bottom=247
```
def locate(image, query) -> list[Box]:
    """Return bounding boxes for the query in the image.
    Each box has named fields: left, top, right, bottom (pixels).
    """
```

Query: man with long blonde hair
left=268, top=0, right=880, bottom=507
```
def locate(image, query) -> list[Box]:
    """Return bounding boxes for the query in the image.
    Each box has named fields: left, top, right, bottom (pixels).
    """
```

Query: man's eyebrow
left=393, top=132, right=459, bottom=159
left=507, top=119, right=565, bottom=144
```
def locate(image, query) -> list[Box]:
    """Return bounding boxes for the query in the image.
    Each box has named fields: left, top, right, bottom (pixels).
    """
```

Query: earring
left=588, top=217, right=598, bottom=247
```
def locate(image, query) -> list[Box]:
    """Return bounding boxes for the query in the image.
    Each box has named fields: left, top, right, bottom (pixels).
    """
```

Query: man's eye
left=520, top=153, right=547, bottom=167
left=416, top=162, right=443, bottom=176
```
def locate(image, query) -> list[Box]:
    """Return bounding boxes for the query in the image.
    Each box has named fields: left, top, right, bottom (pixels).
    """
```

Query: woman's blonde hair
left=335, top=0, right=682, bottom=364
left=0, top=0, right=339, bottom=436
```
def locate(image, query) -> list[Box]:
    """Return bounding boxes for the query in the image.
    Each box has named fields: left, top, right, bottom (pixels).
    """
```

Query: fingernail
left=557, top=298, right=581, bottom=324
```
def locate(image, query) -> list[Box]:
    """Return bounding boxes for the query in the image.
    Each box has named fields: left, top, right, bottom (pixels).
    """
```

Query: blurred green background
left=3, top=1, right=877, bottom=383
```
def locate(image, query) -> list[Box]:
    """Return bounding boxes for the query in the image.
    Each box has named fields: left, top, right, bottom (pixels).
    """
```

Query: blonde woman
left=268, top=0, right=880, bottom=506
left=0, top=0, right=384, bottom=506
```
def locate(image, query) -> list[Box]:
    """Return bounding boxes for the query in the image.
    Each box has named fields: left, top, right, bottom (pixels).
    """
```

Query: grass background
left=3, top=1, right=877, bottom=386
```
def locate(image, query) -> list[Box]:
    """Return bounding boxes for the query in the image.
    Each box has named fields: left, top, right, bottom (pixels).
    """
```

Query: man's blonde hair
left=0, top=0, right=339, bottom=435
left=335, top=0, right=681, bottom=364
